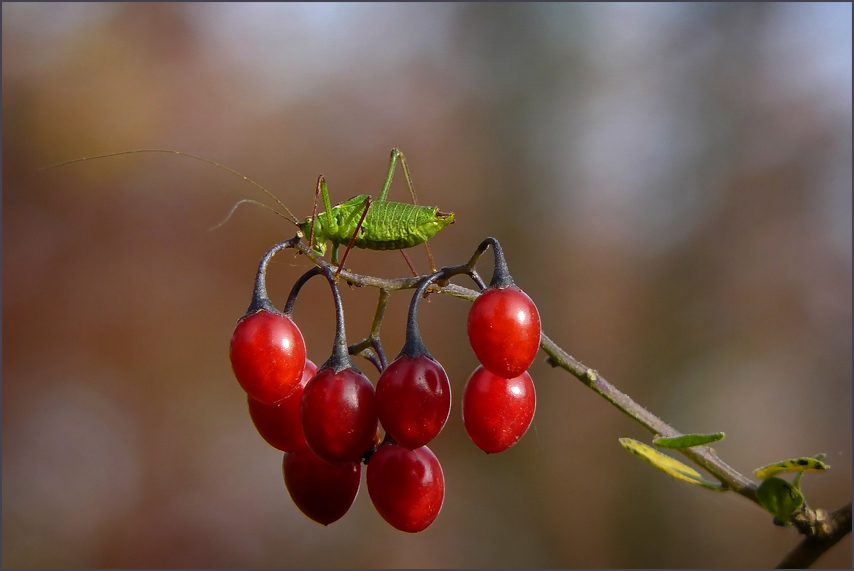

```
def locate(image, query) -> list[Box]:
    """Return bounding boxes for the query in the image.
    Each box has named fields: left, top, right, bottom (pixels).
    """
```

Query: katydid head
left=425, top=208, right=455, bottom=237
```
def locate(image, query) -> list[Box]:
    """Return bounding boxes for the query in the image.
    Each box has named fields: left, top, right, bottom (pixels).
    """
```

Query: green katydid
left=294, top=148, right=455, bottom=273
left=44, top=148, right=455, bottom=273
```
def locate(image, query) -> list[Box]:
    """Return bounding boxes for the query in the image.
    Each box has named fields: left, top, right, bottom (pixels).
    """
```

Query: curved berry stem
left=269, top=246, right=358, bottom=375
left=399, top=269, right=448, bottom=360
left=283, top=266, right=323, bottom=318
left=391, top=239, right=510, bottom=361
left=285, top=265, right=388, bottom=373
left=469, top=269, right=487, bottom=291
left=350, top=349, right=383, bottom=374
left=479, top=236, right=515, bottom=289
left=245, top=237, right=302, bottom=316
left=318, top=266, right=359, bottom=375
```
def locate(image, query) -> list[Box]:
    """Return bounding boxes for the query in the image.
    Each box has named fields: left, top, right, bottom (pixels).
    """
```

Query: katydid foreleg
left=335, top=196, right=372, bottom=279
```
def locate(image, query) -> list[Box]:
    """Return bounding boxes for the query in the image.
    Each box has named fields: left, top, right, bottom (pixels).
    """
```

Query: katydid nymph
left=44, top=148, right=455, bottom=274
left=294, top=148, right=455, bottom=274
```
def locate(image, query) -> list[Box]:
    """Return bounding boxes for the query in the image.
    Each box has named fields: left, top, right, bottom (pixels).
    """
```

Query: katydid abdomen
left=355, top=200, right=455, bottom=250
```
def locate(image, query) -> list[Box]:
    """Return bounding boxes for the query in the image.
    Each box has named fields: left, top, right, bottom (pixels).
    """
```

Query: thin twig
left=274, top=234, right=849, bottom=561
left=776, top=502, right=852, bottom=568
left=539, top=334, right=758, bottom=501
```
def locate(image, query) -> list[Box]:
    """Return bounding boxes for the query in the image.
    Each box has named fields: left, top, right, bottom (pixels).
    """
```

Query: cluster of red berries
left=229, top=239, right=540, bottom=532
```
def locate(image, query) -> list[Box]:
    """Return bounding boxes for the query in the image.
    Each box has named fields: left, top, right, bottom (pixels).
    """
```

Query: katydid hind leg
left=399, top=153, right=439, bottom=272
left=423, top=240, right=438, bottom=273
left=377, top=148, right=401, bottom=203
left=400, top=249, right=418, bottom=277
left=378, top=148, right=420, bottom=207
left=381, top=148, right=439, bottom=272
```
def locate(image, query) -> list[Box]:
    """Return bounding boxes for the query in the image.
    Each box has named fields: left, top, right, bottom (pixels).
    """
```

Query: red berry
left=462, top=366, right=536, bottom=454
left=301, top=367, right=378, bottom=465
left=376, top=354, right=451, bottom=450
left=283, top=446, right=361, bottom=526
left=367, top=441, right=444, bottom=533
left=248, top=360, right=318, bottom=451
left=467, top=286, right=541, bottom=378
left=230, top=309, right=307, bottom=405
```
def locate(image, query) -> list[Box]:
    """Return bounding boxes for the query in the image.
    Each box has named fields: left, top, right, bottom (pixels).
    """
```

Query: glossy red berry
left=468, top=286, right=541, bottom=379
left=283, top=446, right=361, bottom=526
left=301, top=367, right=378, bottom=465
left=367, top=441, right=444, bottom=533
left=376, top=354, right=451, bottom=450
left=463, top=365, right=536, bottom=454
left=230, top=309, right=307, bottom=405
left=248, top=360, right=318, bottom=451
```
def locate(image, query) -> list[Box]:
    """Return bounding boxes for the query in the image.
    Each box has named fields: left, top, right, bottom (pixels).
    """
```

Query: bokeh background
left=3, top=3, right=851, bottom=568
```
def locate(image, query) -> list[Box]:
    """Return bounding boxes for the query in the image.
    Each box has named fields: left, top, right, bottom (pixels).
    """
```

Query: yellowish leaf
left=619, top=438, right=723, bottom=490
left=755, top=457, right=829, bottom=480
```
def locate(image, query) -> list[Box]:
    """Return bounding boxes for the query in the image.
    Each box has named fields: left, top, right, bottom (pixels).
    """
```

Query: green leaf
left=755, top=457, right=829, bottom=480
left=756, top=477, right=804, bottom=521
left=653, top=432, right=725, bottom=449
left=619, top=438, right=723, bottom=490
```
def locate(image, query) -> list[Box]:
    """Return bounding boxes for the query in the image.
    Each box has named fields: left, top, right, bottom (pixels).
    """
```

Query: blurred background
left=3, top=3, right=851, bottom=567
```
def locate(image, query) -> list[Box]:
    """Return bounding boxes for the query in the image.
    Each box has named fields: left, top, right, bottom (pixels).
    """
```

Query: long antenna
left=209, top=199, right=300, bottom=231
left=42, top=149, right=302, bottom=225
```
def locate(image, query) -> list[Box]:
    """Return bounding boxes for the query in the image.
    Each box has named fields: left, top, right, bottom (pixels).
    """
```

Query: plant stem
left=269, top=235, right=849, bottom=558
left=538, top=333, right=758, bottom=501
left=776, top=501, right=852, bottom=568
